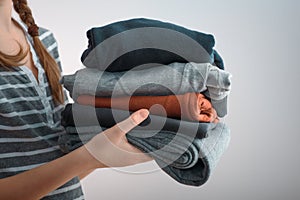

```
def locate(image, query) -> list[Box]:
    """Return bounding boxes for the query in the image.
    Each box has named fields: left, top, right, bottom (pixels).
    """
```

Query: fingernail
left=139, top=109, right=149, bottom=119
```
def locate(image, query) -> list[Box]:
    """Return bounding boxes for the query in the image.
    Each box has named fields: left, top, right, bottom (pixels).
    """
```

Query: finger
left=115, top=109, right=149, bottom=135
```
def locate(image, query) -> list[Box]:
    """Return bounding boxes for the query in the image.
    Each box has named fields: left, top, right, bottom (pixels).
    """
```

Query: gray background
left=28, top=0, right=300, bottom=199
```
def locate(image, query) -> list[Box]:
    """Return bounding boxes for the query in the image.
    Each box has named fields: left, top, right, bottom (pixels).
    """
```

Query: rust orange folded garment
left=77, top=93, right=219, bottom=123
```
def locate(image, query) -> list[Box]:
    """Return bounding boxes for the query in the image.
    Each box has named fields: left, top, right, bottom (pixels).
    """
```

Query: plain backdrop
left=27, top=0, right=300, bottom=199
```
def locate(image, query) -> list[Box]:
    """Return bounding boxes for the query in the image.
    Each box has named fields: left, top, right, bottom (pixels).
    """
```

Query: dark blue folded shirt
left=81, top=18, right=224, bottom=71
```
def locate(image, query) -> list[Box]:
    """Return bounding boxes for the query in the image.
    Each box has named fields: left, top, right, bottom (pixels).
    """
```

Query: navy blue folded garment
left=81, top=18, right=224, bottom=71
left=61, top=103, right=217, bottom=139
left=58, top=122, right=230, bottom=187
left=212, top=50, right=224, bottom=69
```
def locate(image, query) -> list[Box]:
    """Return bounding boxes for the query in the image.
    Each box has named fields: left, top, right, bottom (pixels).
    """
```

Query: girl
left=0, top=0, right=151, bottom=199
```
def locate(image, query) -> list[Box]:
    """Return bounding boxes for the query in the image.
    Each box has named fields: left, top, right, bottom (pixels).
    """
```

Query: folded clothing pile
left=59, top=18, right=232, bottom=186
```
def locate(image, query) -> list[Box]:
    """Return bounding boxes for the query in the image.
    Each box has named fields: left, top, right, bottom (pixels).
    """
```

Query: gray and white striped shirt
left=0, top=19, right=84, bottom=200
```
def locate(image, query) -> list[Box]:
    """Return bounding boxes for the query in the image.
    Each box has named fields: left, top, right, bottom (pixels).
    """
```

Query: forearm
left=0, top=146, right=103, bottom=200
left=0, top=109, right=152, bottom=200
left=78, top=169, right=96, bottom=180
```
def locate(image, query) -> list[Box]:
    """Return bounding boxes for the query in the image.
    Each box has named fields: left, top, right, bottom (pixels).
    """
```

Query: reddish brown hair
left=0, top=0, right=64, bottom=104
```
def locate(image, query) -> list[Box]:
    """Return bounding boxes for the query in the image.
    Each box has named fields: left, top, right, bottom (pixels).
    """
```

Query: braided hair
left=11, top=0, right=64, bottom=104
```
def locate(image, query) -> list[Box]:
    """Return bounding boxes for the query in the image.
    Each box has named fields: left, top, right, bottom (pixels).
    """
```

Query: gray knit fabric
left=58, top=122, right=230, bottom=186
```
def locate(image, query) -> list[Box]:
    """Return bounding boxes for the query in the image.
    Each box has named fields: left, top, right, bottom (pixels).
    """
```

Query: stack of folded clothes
left=59, top=18, right=232, bottom=187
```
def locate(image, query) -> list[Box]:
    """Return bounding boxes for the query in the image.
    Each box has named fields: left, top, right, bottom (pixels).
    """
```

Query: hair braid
left=12, top=0, right=64, bottom=105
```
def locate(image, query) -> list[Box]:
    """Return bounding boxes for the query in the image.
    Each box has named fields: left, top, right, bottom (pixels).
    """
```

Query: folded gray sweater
left=58, top=122, right=230, bottom=186
left=62, top=63, right=231, bottom=100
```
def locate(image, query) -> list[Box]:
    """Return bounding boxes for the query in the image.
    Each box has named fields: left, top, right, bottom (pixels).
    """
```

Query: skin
left=0, top=0, right=152, bottom=199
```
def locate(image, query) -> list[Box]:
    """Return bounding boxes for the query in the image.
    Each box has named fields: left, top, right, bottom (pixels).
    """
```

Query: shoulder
left=38, top=27, right=61, bottom=62
left=38, top=27, right=57, bottom=49
left=13, top=18, right=62, bottom=65
left=15, top=17, right=57, bottom=48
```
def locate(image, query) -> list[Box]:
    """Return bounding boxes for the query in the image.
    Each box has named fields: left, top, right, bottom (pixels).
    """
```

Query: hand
left=84, top=109, right=153, bottom=168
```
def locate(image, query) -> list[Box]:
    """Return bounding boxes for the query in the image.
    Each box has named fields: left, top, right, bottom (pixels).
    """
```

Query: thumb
left=115, top=109, right=149, bottom=136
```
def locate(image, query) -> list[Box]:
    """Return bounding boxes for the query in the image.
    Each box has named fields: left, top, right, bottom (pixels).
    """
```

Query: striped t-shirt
left=0, top=19, right=84, bottom=199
